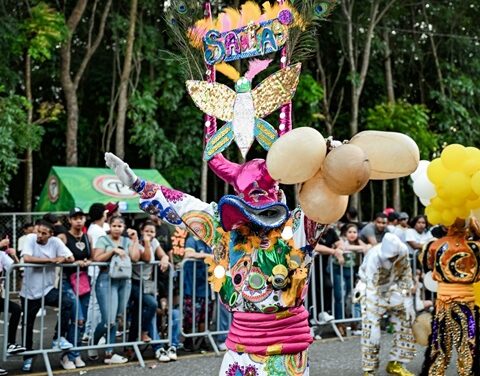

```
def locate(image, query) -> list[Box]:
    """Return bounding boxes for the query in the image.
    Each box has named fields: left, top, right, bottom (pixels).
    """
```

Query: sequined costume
left=357, top=233, right=416, bottom=374
left=419, top=222, right=480, bottom=376
left=130, top=170, right=318, bottom=376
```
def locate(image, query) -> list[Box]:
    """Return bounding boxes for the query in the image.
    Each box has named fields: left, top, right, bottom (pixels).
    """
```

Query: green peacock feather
left=163, top=0, right=205, bottom=81
left=287, top=0, right=338, bottom=64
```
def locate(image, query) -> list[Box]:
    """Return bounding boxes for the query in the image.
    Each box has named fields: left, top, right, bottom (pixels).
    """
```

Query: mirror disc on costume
left=229, top=292, right=239, bottom=307
left=262, top=305, right=279, bottom=314
left=248, top=273, right=266, bottom=290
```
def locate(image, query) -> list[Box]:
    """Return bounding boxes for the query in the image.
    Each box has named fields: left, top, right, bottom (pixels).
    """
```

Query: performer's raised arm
left=105, top=152, right=218, bottom=246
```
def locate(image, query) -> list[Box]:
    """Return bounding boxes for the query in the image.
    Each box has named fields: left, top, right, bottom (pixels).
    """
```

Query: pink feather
left=245, top=59, right=273, bottom=81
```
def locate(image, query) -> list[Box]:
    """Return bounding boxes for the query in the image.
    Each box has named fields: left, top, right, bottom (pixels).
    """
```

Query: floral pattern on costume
left=226, top=362, right=258, bottom=376
left=160, top=185, right=186, bottom=203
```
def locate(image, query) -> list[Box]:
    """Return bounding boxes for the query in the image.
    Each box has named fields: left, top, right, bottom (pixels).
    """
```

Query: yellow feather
left=222, top=7, right=242, bottom=30
left=241, top=1, right=262, bottom=25
left=215, top=63, right=241, bottom=82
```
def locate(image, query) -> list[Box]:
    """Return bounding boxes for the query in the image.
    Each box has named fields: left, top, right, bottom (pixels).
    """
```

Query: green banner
left=35, top=167, right=170, bottom=213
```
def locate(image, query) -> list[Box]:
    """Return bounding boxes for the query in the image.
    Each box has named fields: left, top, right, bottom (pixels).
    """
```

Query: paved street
left=3, top=333, right=458, bottom=376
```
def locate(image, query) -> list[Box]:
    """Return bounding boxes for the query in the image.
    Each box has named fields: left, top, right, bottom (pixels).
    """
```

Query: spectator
left=84, top=203, right=107, bottom=359
left=60, top=208, right=92, bottom=370
left=405, top=215, right=432, bottom=256
left=394, top=212, right=410, bottom=242
left=333, top=224, right=370, bottom=335
left=20, top=220, right=75, bottom=372
left=0, top=237, right=26, bottom=361
left=42, top=213, right=68, bottom=244
left=127, top=221, right=168, bottom=352
left=387, top=212, right=399, bottom=233
left=17, top=223, right=34, bottom=255
left=92, top=216, right=140, bottom=364
left=313, top=225, right=344, bottom=322
left=182, top=235, right=213, bottom=352
left=103, top=202, right=120, bottom=232
left=359, top=212, right=389, bottom=245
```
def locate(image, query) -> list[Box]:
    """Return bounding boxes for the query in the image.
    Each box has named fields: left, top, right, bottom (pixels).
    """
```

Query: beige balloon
left=412, top=312, right=432, bottom=346
left=322, top=144, right=371, bottom=195
left=266, top=127, right=327, bottom=184
left=350, top=131, right=420, bottom=179
left=299, top=172, right=349, bottom=224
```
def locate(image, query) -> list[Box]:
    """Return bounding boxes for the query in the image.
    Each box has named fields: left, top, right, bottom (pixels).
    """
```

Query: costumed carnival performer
left=419, top=218, right=480, bottom=376
left=355, top=233, right=416, bottom=376
left=409, top=144, right=480, bottom=376
left=104, top=2, right=422, bottom=375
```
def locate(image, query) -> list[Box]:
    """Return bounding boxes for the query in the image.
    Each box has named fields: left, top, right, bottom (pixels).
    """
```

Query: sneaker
left=52, top=337, right=73, bottom=350
left=81, top=334, right=90, bottom=344
left=314, top=334, right=322, bottom=340
left=7, top=343, right=26, bottom=354
left=22, top=358, right=33, bottom=372
left=217, top=342, right=227, bottom=352
left=167, top=346, right=177, bottom=361
left=0, top=368, right=8, bottom=376
left=156, top=348, right=170, bottom=362
left=104, top=354, right=128, bottom=364
left=386, top=361, right=414, bottom=376
left=60, top=355, right=76, bottom=370
left=318, top=312, right=334, bottom=323
left=74, top=356, right=86, bottom=368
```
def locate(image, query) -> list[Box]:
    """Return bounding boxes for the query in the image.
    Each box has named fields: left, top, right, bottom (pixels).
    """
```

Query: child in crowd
left=332, top=224, right=370, bottom=335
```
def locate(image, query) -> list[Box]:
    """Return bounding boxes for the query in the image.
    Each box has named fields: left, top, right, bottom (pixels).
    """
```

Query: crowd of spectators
left=0, top=203, right=229, bottom=374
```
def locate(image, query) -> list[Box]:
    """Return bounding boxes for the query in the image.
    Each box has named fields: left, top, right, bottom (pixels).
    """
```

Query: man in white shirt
left=20, top=220, right=75, bottom=372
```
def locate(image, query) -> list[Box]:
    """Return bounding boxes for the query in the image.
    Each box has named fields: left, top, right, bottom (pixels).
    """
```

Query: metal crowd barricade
left=2, top=261, right=174, bottom=376
left=178, top=258, right=231, bottom=356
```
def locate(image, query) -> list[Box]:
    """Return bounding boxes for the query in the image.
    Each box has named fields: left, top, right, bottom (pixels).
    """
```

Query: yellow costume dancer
left=419, top=219, right=480, bottom=376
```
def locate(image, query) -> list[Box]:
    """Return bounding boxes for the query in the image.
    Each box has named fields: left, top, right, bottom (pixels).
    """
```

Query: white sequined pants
left=361, top=294, right=416, bottom=372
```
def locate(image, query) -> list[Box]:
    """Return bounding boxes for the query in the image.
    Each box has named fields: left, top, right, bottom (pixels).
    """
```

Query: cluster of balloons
left=266, top=127, right=420, bottom=224
left=411, top=144, right=480, bottom=226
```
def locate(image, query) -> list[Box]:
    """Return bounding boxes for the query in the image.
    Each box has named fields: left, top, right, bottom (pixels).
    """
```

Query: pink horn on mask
left=208, top=154, right=242, bottom=187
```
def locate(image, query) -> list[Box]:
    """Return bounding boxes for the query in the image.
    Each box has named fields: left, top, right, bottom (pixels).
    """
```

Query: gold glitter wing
left=251, top=63, right=302, bottom=119
left=186, top=81, right=236, bottom=121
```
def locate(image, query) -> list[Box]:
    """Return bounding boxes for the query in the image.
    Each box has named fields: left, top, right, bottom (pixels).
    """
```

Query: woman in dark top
left=61, top=208, right=92, bottom=370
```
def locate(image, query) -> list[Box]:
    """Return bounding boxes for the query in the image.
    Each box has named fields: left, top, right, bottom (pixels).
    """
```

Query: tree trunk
left=383, top=28, right=401, bottom=211
left=382, top=180, right=387, bottom=210
left=201, top=161, right=208, bottom=202
left=115, top=0, right=138, bottom=159
left=64, top=83, right=79, bottom=166
left=61, top=0, right=112, bottom=165
left=23, top=54, right=33, bottom=212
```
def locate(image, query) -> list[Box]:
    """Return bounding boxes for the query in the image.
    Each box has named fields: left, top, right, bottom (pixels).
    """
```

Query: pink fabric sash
left=225, top=305, right=313, bottom=355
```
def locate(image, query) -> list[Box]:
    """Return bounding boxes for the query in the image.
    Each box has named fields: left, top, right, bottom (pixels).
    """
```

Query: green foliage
left=15, top=2, right=68, bottom=61
left=0, top=89, right=44, bottom=196
left=293, top=73, right=324, bottom=127
left=366, top=101, right=436, bottom=159
left=431, top=73, right=480, bottom=148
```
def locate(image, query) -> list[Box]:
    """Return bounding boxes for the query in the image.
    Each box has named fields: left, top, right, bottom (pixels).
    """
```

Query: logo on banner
left=48, top=176, right=59, bottom=203
left=93, top=175, right=137, bottom=198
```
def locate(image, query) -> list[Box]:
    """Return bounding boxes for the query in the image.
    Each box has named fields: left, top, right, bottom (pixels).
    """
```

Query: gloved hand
left=404, top=295, right=416, bottom=323
left=105, top=152, right=138, bottom=187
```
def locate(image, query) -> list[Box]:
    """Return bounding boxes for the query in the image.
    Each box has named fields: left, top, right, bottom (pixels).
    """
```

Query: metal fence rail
left=0, top=253, right=428, bottom=375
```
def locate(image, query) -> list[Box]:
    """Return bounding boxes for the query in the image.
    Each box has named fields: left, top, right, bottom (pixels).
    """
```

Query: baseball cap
left=69, top=207, right=86, bottom=218
left=398, top=212, right=409, bottom=220
left=105, top=202, right=119, bottom=216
